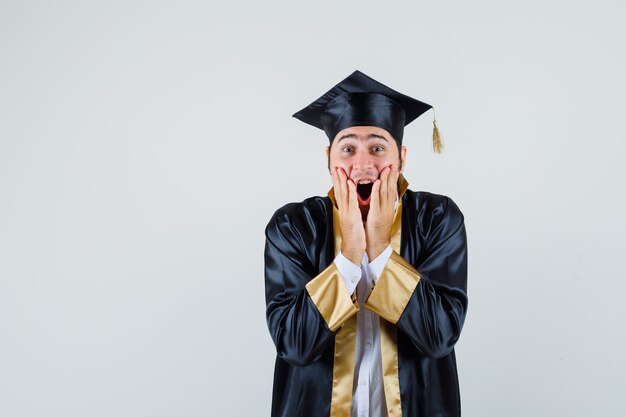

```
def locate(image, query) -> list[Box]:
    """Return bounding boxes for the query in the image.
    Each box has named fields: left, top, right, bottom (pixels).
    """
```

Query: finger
left=330, top=167, right=341, bottom=208
left=335, top=167, right=347, bottom=209
left=370, top=179, right=381, bottom=212
left=346, top=179, right=360, bottom=215
left=330, top=166, right=339, bottom=194
left=331, top=168, right=344, bottom=207
left=348, top=180, right=361, bottom=224
left=380, top=165, right=390, bottom=183
left=339, top=167, right=353, bottom=210
left=379, top=166, right=390, bottom=201
left=388, top=166, right=398, bottom=204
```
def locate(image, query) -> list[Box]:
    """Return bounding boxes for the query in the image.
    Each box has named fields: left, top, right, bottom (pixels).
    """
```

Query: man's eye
left=372, top=146, right=384, bottom=152
left=342, top=146, right=354, bottom=152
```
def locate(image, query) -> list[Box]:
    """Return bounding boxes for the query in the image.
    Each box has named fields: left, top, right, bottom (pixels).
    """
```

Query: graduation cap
left=293, top=70, right=443, bottom=152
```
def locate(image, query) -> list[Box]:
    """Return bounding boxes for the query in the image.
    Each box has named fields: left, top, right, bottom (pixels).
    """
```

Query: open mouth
left=356, top=181, right=374, bottom=206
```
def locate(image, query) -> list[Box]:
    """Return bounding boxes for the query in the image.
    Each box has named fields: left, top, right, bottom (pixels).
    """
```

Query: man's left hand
left=365, top=166, right=398, bottom=260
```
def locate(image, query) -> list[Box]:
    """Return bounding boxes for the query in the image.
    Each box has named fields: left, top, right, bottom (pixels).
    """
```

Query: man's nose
left=352, top=149, right=374, bottom=170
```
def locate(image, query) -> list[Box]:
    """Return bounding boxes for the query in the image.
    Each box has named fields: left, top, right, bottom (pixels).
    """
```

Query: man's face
left=326, top=125, right=407, bottom=215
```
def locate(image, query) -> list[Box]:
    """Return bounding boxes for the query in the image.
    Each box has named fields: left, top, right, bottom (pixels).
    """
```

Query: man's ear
left=399, top=146, right=407, bottom=173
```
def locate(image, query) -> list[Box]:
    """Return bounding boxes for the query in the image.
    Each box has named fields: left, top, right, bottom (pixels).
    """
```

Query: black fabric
left=264, top=190, right=468, bottom=417
left=292, top=70, right=433, bottom=144
left=321, top=93, right=406, bottom=143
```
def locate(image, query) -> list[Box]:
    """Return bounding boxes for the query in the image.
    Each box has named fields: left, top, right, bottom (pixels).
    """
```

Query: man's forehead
left=334, top=126, right=393, bottom=142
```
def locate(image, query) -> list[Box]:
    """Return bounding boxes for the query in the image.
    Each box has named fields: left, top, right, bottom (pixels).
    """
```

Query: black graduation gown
left=264, top=186, right=468, bottom=417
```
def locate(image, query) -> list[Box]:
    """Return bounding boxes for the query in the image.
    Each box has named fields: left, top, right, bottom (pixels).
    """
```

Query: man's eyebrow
left=336, top=133, right=389, bottom=143
left=368, top=134, right=389, bottom=142
left=337, top=134, right=357, bottom=143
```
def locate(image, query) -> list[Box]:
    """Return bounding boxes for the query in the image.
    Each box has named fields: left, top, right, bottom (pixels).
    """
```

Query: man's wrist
left=366, top=240, right=391, bottom=260
left=341, top=249, right=365, bottom=265
left=341, top=244, right=365, bottom=265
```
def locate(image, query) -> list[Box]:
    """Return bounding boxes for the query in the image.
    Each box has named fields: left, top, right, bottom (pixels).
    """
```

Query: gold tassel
left=432, top=108, right=443, bottom=153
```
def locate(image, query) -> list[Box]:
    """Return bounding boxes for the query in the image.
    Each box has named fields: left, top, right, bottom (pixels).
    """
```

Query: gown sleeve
left=364, top=196, right=468, bottom=359
left=264, top=204, right=359, bottom=366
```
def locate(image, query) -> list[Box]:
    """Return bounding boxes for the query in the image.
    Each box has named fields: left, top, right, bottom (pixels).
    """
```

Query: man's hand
left=366, top=166, right=398, bottom=260
left=331, top=167, right=366, bottom=265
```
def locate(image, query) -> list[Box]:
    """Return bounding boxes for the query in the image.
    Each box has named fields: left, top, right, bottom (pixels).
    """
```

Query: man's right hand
left=331, top=167, right=366, bottom=265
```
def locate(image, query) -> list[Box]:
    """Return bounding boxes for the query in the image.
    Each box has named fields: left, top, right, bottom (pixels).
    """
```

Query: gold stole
left=328, top=176, right=408, bottom=417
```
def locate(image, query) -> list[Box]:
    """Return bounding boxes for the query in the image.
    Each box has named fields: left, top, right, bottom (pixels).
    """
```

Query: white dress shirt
left=333, top=193, right=398, bottom=417
left=335, top=245, right=393, bottom=417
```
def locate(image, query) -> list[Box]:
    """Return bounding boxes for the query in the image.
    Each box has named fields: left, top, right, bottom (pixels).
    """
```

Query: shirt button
left=365, top=343, right=372, bottom=350
left=351, top=277, right=358, bottom=283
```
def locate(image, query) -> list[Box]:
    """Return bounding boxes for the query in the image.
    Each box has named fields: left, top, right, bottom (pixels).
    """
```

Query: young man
left=264, top=71, right=468, bottom=417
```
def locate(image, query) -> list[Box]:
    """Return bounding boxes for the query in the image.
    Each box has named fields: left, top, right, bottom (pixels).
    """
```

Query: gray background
left=1, top=1, right=625, bottom=416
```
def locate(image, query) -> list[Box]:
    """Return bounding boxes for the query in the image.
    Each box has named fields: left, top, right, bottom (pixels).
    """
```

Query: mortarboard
left=293, top=70, right=443, bottom=152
